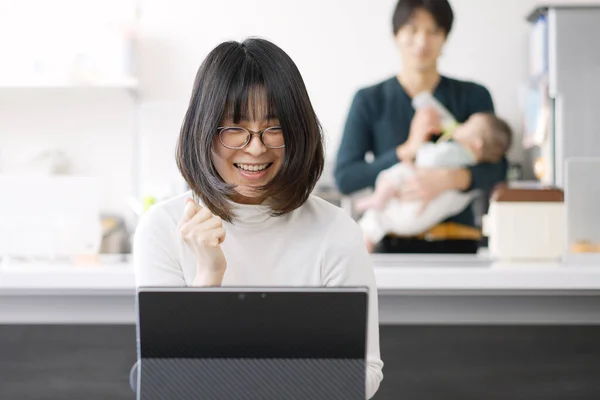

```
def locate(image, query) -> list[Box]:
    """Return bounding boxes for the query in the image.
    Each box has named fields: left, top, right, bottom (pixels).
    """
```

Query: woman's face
left=211, top=94, right=285, bottom=205
left=395, top=8, right=447, bottom=72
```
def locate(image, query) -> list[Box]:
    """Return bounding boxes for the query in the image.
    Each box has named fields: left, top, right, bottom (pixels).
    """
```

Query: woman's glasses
left=217, top=126, right=285, bottom=149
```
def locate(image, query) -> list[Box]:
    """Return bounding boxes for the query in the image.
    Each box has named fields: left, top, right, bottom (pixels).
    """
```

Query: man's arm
left=334, top=91, right=399, bottom=194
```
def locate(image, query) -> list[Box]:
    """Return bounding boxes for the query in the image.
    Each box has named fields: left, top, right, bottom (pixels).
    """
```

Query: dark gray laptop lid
left=136, top=287, right=369, bottom=400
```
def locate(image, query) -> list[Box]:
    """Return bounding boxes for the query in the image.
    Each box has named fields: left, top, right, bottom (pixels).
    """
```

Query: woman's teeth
left=235, top=163, right=271, bottom=172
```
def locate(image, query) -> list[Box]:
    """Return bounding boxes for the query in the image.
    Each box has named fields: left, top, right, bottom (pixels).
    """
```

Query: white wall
left=2, top=0, right=598, bottom=216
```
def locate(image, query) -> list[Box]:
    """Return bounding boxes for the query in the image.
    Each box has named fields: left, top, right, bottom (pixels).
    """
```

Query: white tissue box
left=483, top=184, right=565, bottom=261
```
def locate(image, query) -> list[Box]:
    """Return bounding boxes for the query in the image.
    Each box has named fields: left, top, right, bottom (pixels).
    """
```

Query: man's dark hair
left=392, top=0, right=454, bottom=36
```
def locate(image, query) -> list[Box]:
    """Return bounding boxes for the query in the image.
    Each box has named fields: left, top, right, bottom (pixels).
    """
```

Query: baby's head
left=452, top=112, right=512, bottom=162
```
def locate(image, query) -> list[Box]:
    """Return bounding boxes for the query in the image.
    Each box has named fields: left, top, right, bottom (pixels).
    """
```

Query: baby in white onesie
left=357, top=112, right=512, bottom=252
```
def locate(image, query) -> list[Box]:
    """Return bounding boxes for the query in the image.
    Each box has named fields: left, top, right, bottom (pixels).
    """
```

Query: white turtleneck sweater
left=133, top=191, right=383, bottom=399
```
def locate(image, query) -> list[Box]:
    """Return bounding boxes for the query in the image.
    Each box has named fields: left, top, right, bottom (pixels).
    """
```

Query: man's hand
left=396, top=108, right=442, bottom=162
left=400, top=167, right=471, bottom=213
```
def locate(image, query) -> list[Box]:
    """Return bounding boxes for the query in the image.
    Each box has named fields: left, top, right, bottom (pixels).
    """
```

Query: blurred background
left=1, top=0, right=600, bottom=399
left=0, top=0, right=567, bottom=229
left=0, top=0, right=596, bottom=238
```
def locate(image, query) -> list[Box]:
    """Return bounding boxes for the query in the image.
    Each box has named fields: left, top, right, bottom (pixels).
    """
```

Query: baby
left=357, top=112, right=512, bottom=252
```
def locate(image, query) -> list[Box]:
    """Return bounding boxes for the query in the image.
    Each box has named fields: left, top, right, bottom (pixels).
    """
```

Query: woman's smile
left=234, top=162, right=274, bottom=181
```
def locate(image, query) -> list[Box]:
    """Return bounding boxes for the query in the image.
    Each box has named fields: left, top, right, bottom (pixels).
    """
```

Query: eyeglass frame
left=216, top=126, right=286, bottom=150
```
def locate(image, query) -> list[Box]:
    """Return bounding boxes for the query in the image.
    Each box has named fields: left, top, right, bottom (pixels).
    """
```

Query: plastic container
left=412, top=91, right=458, bottom=138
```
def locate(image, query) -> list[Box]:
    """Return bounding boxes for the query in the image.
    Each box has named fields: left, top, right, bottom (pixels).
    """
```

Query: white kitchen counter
left=372, top=254, right=600, bottom=291
left=1, top=254, right=599, bottom=324
left=1, top=253, right=599, bottom=292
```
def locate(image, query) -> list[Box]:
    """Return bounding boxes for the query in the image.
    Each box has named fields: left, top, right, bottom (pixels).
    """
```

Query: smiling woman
left=134, top=38, right=384, bottom=398
left=176, top=40, right=324, bottom=221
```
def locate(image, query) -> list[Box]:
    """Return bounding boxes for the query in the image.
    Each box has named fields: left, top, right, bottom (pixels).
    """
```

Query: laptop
left=136, top=287, right=368, bottom=400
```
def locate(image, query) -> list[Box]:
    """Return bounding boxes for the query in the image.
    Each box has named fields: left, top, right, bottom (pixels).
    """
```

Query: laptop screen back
left=137, top=287, right=368, bottom=400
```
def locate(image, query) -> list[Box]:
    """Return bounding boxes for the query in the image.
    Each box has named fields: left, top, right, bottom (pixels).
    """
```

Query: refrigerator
left=523, top=5, right=600, bottom=187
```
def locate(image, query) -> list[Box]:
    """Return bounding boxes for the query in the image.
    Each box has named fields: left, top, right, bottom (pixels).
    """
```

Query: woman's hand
left=396, top=108, right=441, bottom=162
left=178, top=198, right=227, bottom=286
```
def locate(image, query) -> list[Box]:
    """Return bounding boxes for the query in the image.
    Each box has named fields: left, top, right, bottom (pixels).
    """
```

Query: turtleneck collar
left=227, top=199, right=273, bottom=227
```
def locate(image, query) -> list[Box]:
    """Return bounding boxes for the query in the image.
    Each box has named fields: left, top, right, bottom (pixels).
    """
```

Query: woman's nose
left=244, top=133, right=267, bottom=156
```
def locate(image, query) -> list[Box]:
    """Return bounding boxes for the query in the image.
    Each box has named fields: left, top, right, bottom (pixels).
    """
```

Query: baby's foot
left=356, top=196, right=384, bottom=212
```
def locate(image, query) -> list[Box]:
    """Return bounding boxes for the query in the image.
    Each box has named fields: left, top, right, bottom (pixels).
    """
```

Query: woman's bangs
left=222, top=61, right=278, bottom=123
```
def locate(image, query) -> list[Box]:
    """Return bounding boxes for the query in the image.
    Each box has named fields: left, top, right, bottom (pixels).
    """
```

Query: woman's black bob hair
left=176, top=38, right=325, bottom=222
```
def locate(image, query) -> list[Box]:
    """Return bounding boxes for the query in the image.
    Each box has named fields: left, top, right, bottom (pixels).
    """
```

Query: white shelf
left=0, top=77, right=139, bottom=89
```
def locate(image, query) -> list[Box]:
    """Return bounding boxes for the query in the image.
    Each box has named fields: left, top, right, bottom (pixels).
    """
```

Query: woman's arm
left=321, top=212, right=384, bottom=399
left=133, top=206, right=186, bottom=287
left=334, top=91, right=399, bottom=194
